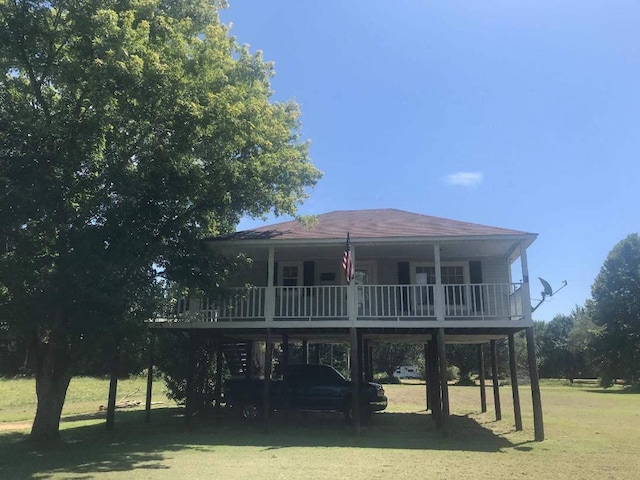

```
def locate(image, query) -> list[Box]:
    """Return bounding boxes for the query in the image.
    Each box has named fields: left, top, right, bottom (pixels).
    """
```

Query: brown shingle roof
left=224, top=209, right=533, bottom=241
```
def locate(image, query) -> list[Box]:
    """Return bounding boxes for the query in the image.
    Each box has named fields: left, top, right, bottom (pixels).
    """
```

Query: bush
left=447, top=365, right=460, bottom=382
left=156, top=333, right=226, bottom=412
left=374, top=373, right=401, bottom=384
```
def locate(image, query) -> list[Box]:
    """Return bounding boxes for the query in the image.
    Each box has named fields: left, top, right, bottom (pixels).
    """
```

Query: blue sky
left=220, top=1, right=640, bottom=321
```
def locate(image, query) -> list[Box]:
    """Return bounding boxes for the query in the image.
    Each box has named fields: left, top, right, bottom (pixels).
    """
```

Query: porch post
left=282, top=332, right=290, bottom=416
left=145, top=333, right=155, bottom=423
left=266, top=247, right=275, bottom=324
left=526, top=327, right=544, bottom=441
left=357, top=331, right=364, bottom=383
left=365, top=340, right=374, bottom=382
left=185, top=331, right=196, bottom=425
left=424, top=343, right=430, bottom=411
left=478, top=343, right=487, bottom=413
left=302, top=340, right=309, bottom=364
left=347, top=242, right=358, bottom=324
left=214, top=336, right=223, bottom=421
left=106, top=342, right=120, bottom=431
left=437, top=328, right=450, bottom=424
left=508, top=333, right=523, bottom=431
left=521, top=243, right=544, bottom=441
left=433, top=243, right=445, bottom=322
left=427, top=337, right=442, bottom=424
left=349, top=327, right=361, bottom=433
left=262, top=328, right=273, bottom=433
left=490, top=339, right=502, bottom=421
left=245, top=341, right=253, bottom=379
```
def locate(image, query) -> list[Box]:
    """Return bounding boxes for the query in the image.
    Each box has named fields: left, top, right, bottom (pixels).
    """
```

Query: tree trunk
left=29, top=338, right=72, bottom=442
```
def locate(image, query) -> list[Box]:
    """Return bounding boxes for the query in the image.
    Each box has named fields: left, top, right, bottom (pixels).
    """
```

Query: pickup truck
left=223, top=364, right=388, bottom=421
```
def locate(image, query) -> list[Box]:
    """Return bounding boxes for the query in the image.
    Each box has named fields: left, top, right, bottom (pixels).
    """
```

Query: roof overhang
left=206, top=233, right=537, bottom=263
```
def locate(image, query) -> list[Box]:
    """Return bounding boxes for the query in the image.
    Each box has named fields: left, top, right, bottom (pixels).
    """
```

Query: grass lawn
left=1, top=378, right=639, bottom=479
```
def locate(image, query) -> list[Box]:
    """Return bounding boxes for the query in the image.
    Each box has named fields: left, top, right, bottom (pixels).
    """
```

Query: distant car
left=393, top=365, right=421, bottom=379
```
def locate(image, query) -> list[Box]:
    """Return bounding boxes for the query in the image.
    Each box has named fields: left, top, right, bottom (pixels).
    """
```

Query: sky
left=219, top=1, right=640, bottom=321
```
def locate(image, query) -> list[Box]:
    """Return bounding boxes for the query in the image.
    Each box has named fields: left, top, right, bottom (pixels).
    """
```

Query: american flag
left=342, top=232, right=355, bottom=284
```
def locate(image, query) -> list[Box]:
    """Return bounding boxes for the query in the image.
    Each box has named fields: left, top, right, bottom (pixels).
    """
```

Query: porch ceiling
left=216, top=237, right=525, bottom=263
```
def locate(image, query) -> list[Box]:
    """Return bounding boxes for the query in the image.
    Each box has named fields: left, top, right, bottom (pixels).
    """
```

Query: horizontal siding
left=478, top=258, right=510, bottom=284
left=228, top=256, right=511, bottom=287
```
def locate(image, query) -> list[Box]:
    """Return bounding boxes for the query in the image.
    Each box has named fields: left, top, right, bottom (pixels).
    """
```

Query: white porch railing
left=441, top=283, right=522, bottom=319
left=166, top=283, right=524, bottom=322
left=204, top=288, right=266, bottom=320
left=274, top=286, right=348, bottom=319
left=356, top=283, right=522, bottom=319
left=357, top=285, right=436, bottom=318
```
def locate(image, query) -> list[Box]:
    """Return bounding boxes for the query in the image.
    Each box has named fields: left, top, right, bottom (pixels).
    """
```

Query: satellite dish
left=539, top=277, right=553, bottom=297
left=531, top=278, right=568, bottom=312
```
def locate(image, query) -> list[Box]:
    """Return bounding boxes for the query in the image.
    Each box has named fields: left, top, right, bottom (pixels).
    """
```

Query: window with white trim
left=412, top=263, right=468, bottom=305
left=281, top=265, right=300, bottom=287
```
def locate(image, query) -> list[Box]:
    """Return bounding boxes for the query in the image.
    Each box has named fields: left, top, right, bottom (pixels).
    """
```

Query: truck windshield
left=314, top=367, right=346, bottom=384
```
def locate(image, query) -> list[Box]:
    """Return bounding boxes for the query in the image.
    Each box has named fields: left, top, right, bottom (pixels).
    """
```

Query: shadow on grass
left=0, top=408, right=516, bottom=479
left=584, top=388, right=640, bottom=395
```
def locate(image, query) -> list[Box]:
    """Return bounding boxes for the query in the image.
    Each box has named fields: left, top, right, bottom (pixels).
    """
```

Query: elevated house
left=147, top=209, right=544, bottom=440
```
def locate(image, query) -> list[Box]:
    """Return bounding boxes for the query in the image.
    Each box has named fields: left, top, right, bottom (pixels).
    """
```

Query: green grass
left=0, top=375, right=169, bottom=423
left=1, top=378, right=640, bottom=479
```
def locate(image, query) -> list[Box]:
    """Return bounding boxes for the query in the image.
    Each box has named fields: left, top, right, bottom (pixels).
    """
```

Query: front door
left=355, top=262, right=376, bottom=316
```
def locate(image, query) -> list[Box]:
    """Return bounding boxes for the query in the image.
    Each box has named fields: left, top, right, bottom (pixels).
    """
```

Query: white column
left=520, top=243, right=533, bottom=324
left=434, top=243, right=445, bottom=322
left=265, top=247, right=275, bottom=324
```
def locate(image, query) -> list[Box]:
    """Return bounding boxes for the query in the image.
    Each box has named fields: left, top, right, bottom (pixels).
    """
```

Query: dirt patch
left=0, top=420, right=32, bottom=432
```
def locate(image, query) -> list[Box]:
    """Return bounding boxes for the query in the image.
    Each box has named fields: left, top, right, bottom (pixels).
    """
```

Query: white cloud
left=444, top=172, right=484, bottom=187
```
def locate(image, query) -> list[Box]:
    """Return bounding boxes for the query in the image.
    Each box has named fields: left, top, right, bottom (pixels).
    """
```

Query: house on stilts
left=146, top=209, right=545, bottom=441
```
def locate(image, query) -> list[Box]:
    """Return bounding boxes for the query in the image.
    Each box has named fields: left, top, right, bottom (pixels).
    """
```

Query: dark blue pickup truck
left=223, top=364, right=387, bottom=421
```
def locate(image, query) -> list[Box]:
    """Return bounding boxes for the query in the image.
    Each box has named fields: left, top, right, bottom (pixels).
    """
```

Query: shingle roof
left=223, top=209, right=533, bottom=241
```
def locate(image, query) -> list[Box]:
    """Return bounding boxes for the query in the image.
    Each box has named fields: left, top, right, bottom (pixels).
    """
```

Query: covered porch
left=157, top=236, right=533, bottom=330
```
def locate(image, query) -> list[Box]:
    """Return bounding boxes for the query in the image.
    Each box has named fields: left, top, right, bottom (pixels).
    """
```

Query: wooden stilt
left=428, top=338, right=442, bottom=424
left=245, top=341, right=253, bottom=379
left=478, top=344, right=487, bottom=413
left=367, top=341, right=374, bottom=382
left=349, top=327, right=361, bottom=433
left=490, top=339, right=502, bottom=421
left=214, top=336, right=223, bottom=421
left=437, top=328, right=450, bottom=422
left=357, top=331, right=364, bottom=383
left=263, top=328, right=273, bottom=433
left=424, top=343, right=430, bottom=411
left=144, top=334, right=155, bottom=424
left=314, top=343, right=321, bottom=365
left=363, top=339, right=372, bottom=382
left=508, top=334, right=523, bottom=431
left=526, top=327, right=545, bottom=441
left=303, top=340, right=309, bottom=364
left=185, top=332, right=196, bottom=425
left=106, top=344, right=119, bottom=431
left=282, top=332, right=290, bottom=416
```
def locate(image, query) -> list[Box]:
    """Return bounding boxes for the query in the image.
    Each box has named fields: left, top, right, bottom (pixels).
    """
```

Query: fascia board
left=206, top=233, right=538, bottom=249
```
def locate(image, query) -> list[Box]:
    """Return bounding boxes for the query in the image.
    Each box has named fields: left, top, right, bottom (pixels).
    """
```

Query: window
left=281, top=265, right=299, bottom=287
left=412, top=264, right=468, bottom=305
left=441, top=266, right=464, bottom=285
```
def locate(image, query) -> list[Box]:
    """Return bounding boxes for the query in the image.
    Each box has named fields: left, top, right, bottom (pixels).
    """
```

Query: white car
left=393, top=365, right=421, bottom=379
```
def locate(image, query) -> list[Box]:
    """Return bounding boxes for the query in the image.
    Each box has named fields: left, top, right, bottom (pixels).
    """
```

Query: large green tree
left=373, top=343, right=422, bottom=378
left=0, top=0, right=320, bottom=441
left=537, top=306, right=596, bottom=382
left=589, top=233, right=640, bottom=387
